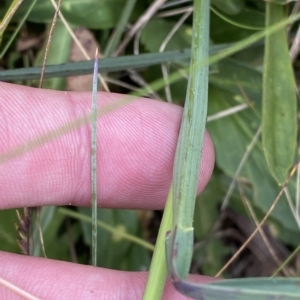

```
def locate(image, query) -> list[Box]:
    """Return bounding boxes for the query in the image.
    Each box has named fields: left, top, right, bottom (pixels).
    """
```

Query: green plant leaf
left=171, top=277, right=300, bottom=300
left=211, top=0, right=244, bottom=15
left=262, top=2, right=297, bottom=185
left=34, top=21, right=72, bottom=90
left=79, top=208, right=149, bottom=270
left=0, top=209, right=19, bottom=253
left=0, top=0, right=135, bottom=29
left=194, top=175, right=229, bottom=276
left=140, top=19, right=192, bottom=52
left=39, top=208, right=74, bottom=261
left=209, top=58, right=262, bottom=110
left=0, top=49, right=193, bottom=81
left=210, top=7, right=264, bottom=43
left=207, top=86, right=299, bottom=233
left=0, top=44, right=232, bottom=81
left=194, top=175, right=222, bottom=241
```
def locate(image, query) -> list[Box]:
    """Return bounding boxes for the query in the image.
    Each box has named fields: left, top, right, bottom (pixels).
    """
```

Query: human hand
left=0, top=82, right=215, bottom=299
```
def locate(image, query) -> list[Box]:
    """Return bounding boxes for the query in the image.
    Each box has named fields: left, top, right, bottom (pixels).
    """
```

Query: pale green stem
left=142, top=186, right=173, bottom=299
left=91, top=50, right=98, bottom=266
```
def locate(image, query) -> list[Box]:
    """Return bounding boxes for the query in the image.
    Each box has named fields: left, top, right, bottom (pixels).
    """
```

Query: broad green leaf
left=141, top=64, right=188, bottom=103
left=79, top=208, right=149, bottom=270
left=211, top=0, right=244, bottom=15
left=269, top=217, right=300, bottom=248
left=269, top=0, right=297, bottom=4
left=39, top=208, right=75, bottom=261
left=207, top=86, right=299, bottom=233
left=194, top=175, right=229, bottom=276
left=209, top=58, right=262, bottom=110
left=231, top=42, right=264, bottom=67
left=121, top=225, right=150, bottom=271
left=32, top=206, right=56, bottom=257
left=194, top=175, right=222, bottom=241
left=0, top=209, right=19, bottom=253
left=140, top=19, right=192, bottom=53
left=262, top=2, right=297, bottom=185
left=202, top=239, right=229, bottom=277
left=210, top=8, right=264, bottom=43
left=34, top=21, right=72, bottom=90
left=0, top=0, right=137, bottom=29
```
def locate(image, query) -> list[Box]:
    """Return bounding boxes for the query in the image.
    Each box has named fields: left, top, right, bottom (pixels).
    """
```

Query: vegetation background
left=0, top=0, right=299, bottom=288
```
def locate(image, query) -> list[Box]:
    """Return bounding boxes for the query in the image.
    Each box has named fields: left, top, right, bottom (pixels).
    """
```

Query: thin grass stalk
left=38, top=0, right=62, bottom=88
left=271, top=244, right=300, bottom=277
left=0, top=277, right=41, bottom=300
left=91, top=49, right=98, bottom=266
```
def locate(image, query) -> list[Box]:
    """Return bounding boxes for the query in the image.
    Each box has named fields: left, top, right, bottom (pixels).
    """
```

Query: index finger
left=0, top=82, right=214, bottom=210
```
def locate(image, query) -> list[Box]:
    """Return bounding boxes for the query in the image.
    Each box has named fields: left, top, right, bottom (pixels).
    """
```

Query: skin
left=0, top=82, right=216, bottom=299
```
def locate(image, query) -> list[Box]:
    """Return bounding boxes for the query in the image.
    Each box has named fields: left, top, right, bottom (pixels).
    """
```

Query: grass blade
left=91, top=49, right=98, bottom=266
left=169, top=0, right=210, bottom=281
left=142, top=185, right=173, bottom=299
left=104, top=0, right=137, bottom=57
left=0, top=45, right=230, bottom=81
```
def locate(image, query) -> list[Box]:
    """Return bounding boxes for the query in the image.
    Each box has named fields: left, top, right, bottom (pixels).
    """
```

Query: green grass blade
left=262, top=2, right=297, bottom=185
left=91, top=50, right=98, bottom=266
left=0, top=49, right=189, bottom=80
left=0, top=45, right=231, bottom=81
left=104, top=0, right=137, bottom=57
left=0, top=10, right=299, bottom=83
left=32, top=206, right=56, bottom=257
left=170, top=0, right=210, bottom=280
left=168, top=277, right=300, bottom=300
left=142, top=185, right=173, bottom=300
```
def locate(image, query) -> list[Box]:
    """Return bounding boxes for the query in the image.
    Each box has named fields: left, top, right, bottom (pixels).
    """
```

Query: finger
left=0, top=251, right=217, bottom=300
left=0, top=82, right=214, bottom=210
